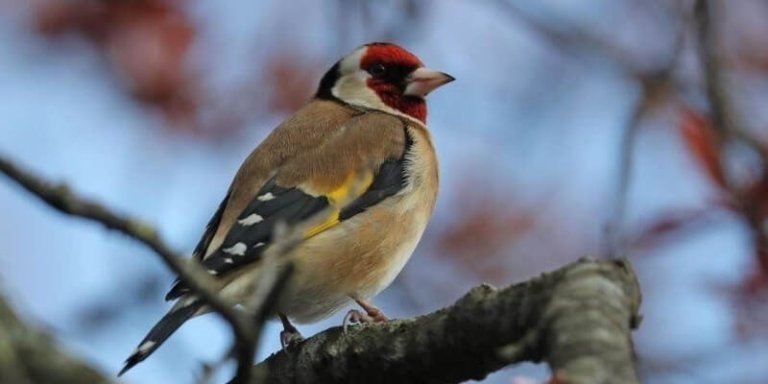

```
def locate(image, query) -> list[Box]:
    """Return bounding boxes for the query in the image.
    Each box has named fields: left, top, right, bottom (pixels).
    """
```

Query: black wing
left=165, top=178, right=329, bottom=300
left=191, top=189, right=231, bottom=261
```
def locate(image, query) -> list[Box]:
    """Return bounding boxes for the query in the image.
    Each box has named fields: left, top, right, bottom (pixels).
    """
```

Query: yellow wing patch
left=303, top=170, right=374, bottom=239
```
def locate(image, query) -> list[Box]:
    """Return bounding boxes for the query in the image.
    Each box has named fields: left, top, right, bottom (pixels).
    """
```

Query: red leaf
left=678, top=105, right=727, bottom=189
left=630, top=207, right=715, bottom=250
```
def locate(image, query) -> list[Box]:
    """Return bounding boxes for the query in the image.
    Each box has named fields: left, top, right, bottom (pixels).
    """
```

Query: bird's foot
left=280, top=329, right=304, bottom=350
left=355, top=298, right=389, bottom=322
left=343, top=298, right=390, bottom=333
left=342, top=309, right=371, bottom=333
left=363, top=306, right=388, bottom=322
left=279, top=313, right=303, bottom=350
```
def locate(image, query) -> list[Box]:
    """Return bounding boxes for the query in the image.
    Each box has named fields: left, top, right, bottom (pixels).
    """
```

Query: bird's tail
left=118, top=299, right=203, bottom=376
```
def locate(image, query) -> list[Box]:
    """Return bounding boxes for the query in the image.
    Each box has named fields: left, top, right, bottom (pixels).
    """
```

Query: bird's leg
left=355, top=298, right=388, bottom=322
left=279, top=313, right=303, bottom=349
left=342, top=298, right=388, bottom=333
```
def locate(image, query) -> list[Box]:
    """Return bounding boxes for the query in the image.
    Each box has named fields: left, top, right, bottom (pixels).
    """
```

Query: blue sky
left=1, top=1, right=767, bottom=383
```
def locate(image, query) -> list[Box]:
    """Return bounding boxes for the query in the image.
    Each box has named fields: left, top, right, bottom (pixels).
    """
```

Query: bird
left=118, top=42, right=454, bottom=376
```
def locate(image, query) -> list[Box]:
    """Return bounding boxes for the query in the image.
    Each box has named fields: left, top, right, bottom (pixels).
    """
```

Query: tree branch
left=0, top=293, right=116, bottom=384
left=0, top=155, right=242, bottom=326
left=249, top=258, right=642, bottom=384
left=0, top=154, right=277, bottom=382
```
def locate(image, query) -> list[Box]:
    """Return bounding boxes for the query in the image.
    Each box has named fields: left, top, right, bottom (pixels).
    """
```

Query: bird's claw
left=280, top=329, right=304, bottom=350
left=342, top=309, right=371, bottom=333
left=342, top=306, right=389, bottom=333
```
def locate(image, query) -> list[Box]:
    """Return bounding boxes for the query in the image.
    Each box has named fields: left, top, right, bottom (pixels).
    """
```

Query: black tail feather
left=118, top=300, right=202, bottom=376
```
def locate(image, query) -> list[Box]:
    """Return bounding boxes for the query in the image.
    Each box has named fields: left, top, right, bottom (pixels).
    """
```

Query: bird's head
left=316, top=42, right=454, bottom=124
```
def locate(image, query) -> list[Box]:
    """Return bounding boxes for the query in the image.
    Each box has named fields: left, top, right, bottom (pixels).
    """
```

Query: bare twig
left=492, top=1, right=691, bottom=259
left=604, top=98, right=648, bottom=258
left=0, top=154, right=244, bottom=330
left=695, top=0, right=768, bottom=273
left=604, top=3, right=687, bottom=258
left=695, top=0, right=735, bottom=143
left=493, top=0, right=643, bottom=79
left=228, top=264, right=294, bottom=384
left=694, top=0, right=768, bottom=162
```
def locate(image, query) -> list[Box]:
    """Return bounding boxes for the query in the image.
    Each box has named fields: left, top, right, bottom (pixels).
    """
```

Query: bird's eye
left=368, top=64, right=387, bottom=77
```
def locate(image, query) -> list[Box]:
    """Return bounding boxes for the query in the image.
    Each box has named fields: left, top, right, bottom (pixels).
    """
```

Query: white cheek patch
left=333, top=46, right=390, bottom=112
left=338, top=47, right=367, bottom=73
left=332, top=75, right=385, bottom=110
left=333, top=76, right=424, bottom=125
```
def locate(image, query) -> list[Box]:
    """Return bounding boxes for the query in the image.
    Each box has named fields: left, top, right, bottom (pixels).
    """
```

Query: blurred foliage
left=3, top=0, right=768, bottom=382
left=32, top=0, right=200, bottom=125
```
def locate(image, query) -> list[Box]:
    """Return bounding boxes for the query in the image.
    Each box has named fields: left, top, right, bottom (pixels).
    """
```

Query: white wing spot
left=207, top=269, right=217, bottom=275
left=137, top=340, right=157, bottom=354
left=257, top=192, right=275, bottom=201
left=254, top=242, right=266, bottom=248
left=224, top=258, right=234, bottom=264
left=238, top=214, right=263, bottom=226
left=222, top=242, right=247, bottom=256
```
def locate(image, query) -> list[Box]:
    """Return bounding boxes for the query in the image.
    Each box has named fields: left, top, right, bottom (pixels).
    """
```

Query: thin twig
left=605, top=2, right=688, bottom=258
left=230, top=222, right=300, bottom=384
left=232, top=263, right=294, bottom=384
left=0, top=155, right=246, bottom=327
left=604, top=98, right=648, bottom=258
left=695, top=0, right=732, bottom=142
left=695, top=0, right=768, bottom=273
left=494, top=0, right=643, bottom=79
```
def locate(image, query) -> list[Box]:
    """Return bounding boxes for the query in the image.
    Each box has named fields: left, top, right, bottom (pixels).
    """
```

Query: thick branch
left=250, top=258, right=642, bottom=384
left=0, top=294, right=115, bottom=384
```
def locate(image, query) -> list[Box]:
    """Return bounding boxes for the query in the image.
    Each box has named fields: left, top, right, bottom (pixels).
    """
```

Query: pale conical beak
left=404, top=68, right=455, bottom=97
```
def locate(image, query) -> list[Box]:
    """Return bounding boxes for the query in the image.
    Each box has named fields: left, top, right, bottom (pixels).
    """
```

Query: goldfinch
left=119, top=42, right=453, bottom=375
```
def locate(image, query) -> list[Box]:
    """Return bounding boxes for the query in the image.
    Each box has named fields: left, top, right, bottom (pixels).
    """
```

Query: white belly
left=276, top=191, right=430, bottom=323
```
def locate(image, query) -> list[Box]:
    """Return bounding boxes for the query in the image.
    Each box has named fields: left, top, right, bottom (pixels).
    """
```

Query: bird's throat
left=376, top=92, right=427, bottom=123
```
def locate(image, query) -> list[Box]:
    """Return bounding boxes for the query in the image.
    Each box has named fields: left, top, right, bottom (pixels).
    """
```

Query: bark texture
left=249, top=258, right=642, bottom=384
left=0, top=295, right=114, bottom=384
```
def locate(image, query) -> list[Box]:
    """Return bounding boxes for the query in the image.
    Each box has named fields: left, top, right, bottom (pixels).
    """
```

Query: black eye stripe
left=367, top=63, right=416, bottom=82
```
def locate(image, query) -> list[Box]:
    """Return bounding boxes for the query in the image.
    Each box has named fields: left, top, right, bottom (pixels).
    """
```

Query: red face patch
left=360, top=43, right=427, bottom=123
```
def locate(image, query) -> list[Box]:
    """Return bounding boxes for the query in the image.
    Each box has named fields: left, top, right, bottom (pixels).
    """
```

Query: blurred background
left=1, top=0, right=767, bottom=383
